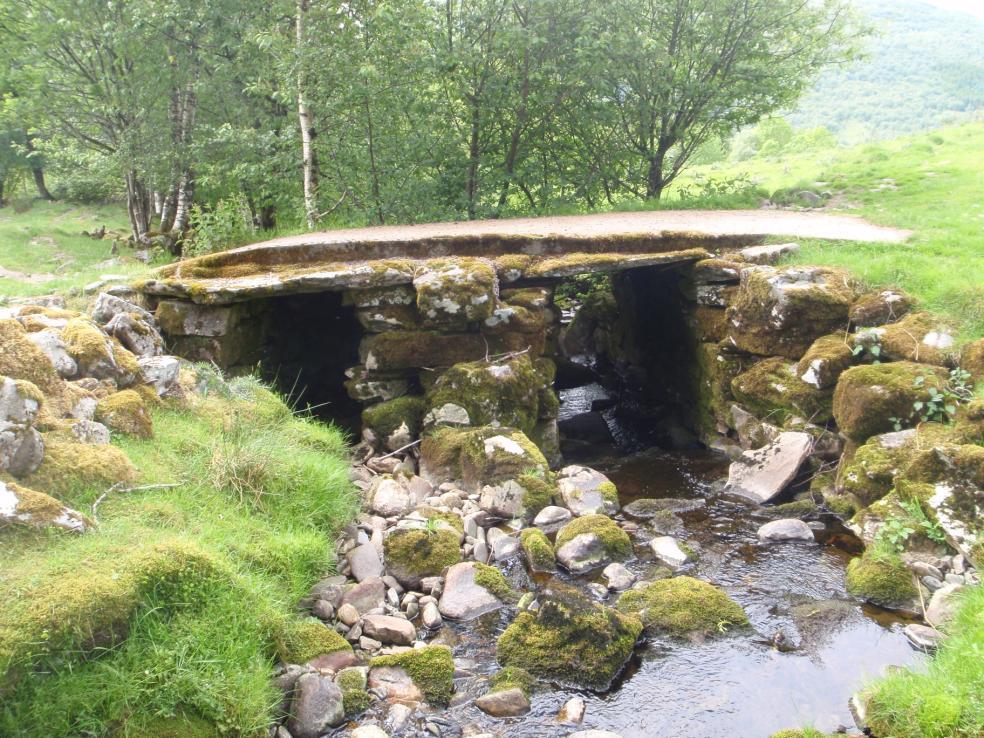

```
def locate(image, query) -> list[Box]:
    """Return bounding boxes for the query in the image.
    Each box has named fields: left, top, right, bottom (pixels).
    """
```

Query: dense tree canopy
left=0, top=0, right=861, bottom=247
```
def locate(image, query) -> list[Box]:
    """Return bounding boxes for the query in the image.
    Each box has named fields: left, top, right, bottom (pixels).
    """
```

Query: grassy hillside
left=0, top=201, right=153, bottom=300
left=788, top=0, right=984, bottom=139
left=679, top=121, right=984, bottom=340
left=0, top=373, right=357, bottom=736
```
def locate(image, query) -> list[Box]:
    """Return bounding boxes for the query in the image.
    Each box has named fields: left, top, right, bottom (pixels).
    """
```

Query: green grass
left=0, top=200, right=159, bottom=300
left=680, top=122, right=984, bottom=340
left=863, top=586, right=984, bottom=738
left=0, top=374, right=357, bottom=737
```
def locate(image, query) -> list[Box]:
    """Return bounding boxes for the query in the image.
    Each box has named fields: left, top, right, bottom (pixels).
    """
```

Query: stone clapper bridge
left=135, top=209, right=909, bottom=449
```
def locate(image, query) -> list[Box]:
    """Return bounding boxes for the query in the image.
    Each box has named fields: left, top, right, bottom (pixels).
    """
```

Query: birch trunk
left=297, top=0, right=319, bottom=230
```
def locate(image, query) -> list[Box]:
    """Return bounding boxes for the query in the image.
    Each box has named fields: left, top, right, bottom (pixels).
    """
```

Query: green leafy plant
left=913, top=368, right=973, bottom=424
left=186, top=193, right=256, bottom=256
left=879, top=515, right=917, bottom=551
left=852, top=337, right=883, bottom=364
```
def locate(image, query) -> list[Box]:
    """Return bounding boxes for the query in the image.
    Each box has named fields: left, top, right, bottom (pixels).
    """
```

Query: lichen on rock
left=796, top=334, right=854, bottom=389
left=459, top=427, right=549, bottom=493
left=615, top=576, right=749, bottom=636
left=413, top=258, right=497, bottom=330
left=0, top=479, right=91, bottom=532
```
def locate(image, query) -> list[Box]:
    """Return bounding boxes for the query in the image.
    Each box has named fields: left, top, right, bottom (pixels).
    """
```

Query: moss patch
left=520, top=528, right=556, bottom=571
left=516, top=472, right=556, bottom=516
left=0, top=318, right=65, bottom=396
left=833, top=362, right=948, bottom=442
left=876, top=312, right=957, bottom=366
left=459, top=427, right=548, bottom=492
left=616, top=576, right=749, bottom=636
left=840, top=436, right=912, bottom=506
left=342, top=688, right=372, bottom=717
left=362, top=395, right=426, bottom=441
left=275, top=617, right=352, bottom=664
left=496, top=585, right=642, bottom=690
left=489, top=666, right=535, bottom=697
left=95, top=389, right=154, bottom=438
left=473, top=562, right=515, bottom=602
left=370, top=645, right=455, bottom=705
left=383, top=527, right=462, bottom=587
left=845, top=544, right=917, bottom=608
left=26, top=439, right=137, bottom=501
left=555, top=514, right=632, bottom=559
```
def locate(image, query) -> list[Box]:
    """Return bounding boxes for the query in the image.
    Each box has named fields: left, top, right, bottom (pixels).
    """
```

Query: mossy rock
left=839, top=432, right=915, bottom=507
left=616, top=576, right=749, bottom=636
left=61, top=317, right=124, bottom=381
left=419, top=426, right=474, bottom=482
left=413, top=258, right=497, bottom=330
left=848, top=289, right=913, bottom=328
left=95, top=389, right=153, bottom=438
left=26, top=438, right=136, bottom=499
left=520, top=528, right=556, bottom=572
left=555, top=514, right=632, bottom=560
left=0, top=479, right=91, bottom=532
left=496, top=584, right=642, bottom=691
left=726, top=266, right=860, bottom=359
left=873, top=312, right=957, bottom=366
left=845, top=545, right=918, bottom=609
left=342, top=688, right=372, bottom=717
left=0, top=318, right=67, bottom=398
left=383, top=527, right=462, bottom=588
left=731, top=357, right=834, bottom=424
left=460, top=427, right=549, bottom=493
left=960, top=337, right=984, bottom=384
left=692, top=342, right=749, bottom=436
left=123, top=714, right=217, bottom=738
left=832, top=362, right=948, bottom=442
left=361, top=330, right=487, bottom=371
left=471, top=561, right=516, bottom=602
left=362, top=395, right=426, bottom=449
left=370, top=645, right=455, bottom=705
left=426, top=355, right=549, bottom=436
left=275, top=617, right=353, bottom=664
left=489, top=665, right=535, bottom=697
left=795, top=334, right=854, bottom=390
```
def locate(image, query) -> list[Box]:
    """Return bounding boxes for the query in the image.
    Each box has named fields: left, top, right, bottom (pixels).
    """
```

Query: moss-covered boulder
left=554, top=514, right=631, bottom=573
left=419, top=426, right=473, bottom=483
left=832, top=362, right=948, bottom=442
left=26, top=438, right=136, bottom=498
left=460, top=427, right=549, bottom=493
left=845, top=544, right=918, bottom=610
left=275, top=617, right=354, bottom=664
left=0, top=479, right=91, bottom=532
left=362, top=395, right=426, bottom=451
left=425, top=355, right=551, bottom=436
left=848, top=289, right=913, bottom=328
left=692, top=343, right=749, bottom=437
left=94, top=389, right=153, bottom=438
left=731, top=357, right=834, bottom=424
left=616, top=576, right=748, bottom=636
left=520, top=527, right=556, bottom=572
left=961, top=338, right=984, bottom=385
left=369, top=645, right=455, bottom=705
left=870, top=312, right=957, bottom=366
left=413, top=258, right=497, bottom=330
left=726, top=266, right=860, bottom=359
left=496, top=584, right=642, bottom=691
left=839, top=429, right=916, bottom=507
left=796, top=334, right=854, bottom=390
left=556, top=465, right=619, bottom=516
left=479, top=472, right=557, bottom=521
left=360, top=330, right=487, bottom=371
left=0, top=318, right=66, bottom=398
left=62, top=317, right=140, bottom=386
left=383, top=526, right=462, bottom=588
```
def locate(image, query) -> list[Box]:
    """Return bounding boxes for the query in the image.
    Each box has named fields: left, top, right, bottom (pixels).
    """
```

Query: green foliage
left=913, top=369, right=975, bottom=425
left=186, top=194, right=258, bottom=257
left=865, top=586, right=983, bottom=738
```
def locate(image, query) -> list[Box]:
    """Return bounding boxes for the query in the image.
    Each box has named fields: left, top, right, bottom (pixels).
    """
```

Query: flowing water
left=351, top=392, right=926, bottom=738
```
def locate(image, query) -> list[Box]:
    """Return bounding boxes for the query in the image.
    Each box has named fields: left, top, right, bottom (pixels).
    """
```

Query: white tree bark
left=297, top=0, right=319, bottom=230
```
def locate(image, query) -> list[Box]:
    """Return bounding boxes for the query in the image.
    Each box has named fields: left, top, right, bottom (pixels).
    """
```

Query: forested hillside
left=788, top=0, right=984, bottom=138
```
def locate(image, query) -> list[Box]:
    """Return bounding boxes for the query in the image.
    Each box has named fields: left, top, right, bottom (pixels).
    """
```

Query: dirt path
left=249, top=209, right=910, bottom=251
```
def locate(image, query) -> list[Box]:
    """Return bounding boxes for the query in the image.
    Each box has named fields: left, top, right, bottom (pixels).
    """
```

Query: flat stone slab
left=725, top=432, right=813, bottom=503
left=137, top=210, right=908, bottom=304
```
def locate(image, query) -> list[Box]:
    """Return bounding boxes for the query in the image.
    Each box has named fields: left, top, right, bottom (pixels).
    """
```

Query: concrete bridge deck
left=138, top=210, right=910, bottom=304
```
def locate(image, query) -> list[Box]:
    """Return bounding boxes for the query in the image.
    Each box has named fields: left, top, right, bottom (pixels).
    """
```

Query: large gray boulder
left=757, top=518, right=815, bottom=542
left=724, top=432, right=813, bottom=503
left=556, top=465, right=619, bottom=516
